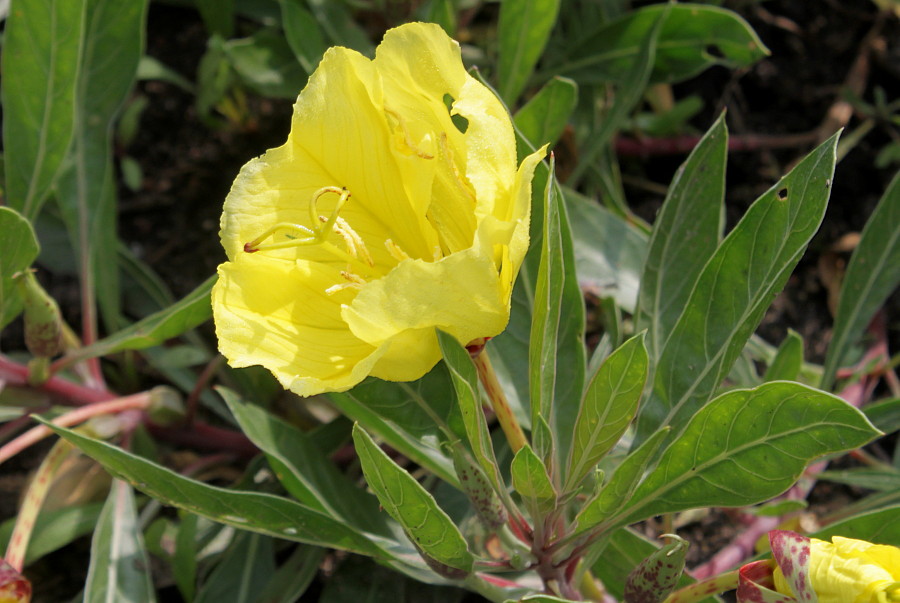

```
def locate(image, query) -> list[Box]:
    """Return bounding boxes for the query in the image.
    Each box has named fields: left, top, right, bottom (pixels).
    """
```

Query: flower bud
left=450, top=445, right=507, bottom=530
left=623, top=534, right=689, bottom=603
left=146, top=386, right=186, bottom=426
left=0, top=558, right=31, bottom=603
left=14, top=270, right=62, bottom=359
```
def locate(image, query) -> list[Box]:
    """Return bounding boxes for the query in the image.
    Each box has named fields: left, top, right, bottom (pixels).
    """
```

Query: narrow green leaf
left=0, top=502, right=102, bottom=565
left=564, top=188, right=649, bottom=313
left=329, top=369, right=459, bottom=487
left=224, top=28, right=308, bottom=98
left=574, top=427, right=669, bottom=533
left=279, top=0, right=326, bottom=73
left=812, top=507, right=900, bottom=547
left=0, top=207, right=40, bottom=329
left=569, top=6, right=668, bottom=186
left=557, top=4, right=768, bottom=85
left=255, top=545, right=325, bottom=603
left=822, top=171, right=900, bottom=388
left=352, top=424, right=474, bottom=575
left=764, top=330, right=804, bottom=382
left=2, top=0, right=83, bottom=221
left=417, top=0, right=457, bottom=36
left=437, top=331, right=505, bottom=496
left=84, top=480, right=156, bottom=603
left=54, top=0, right=149, bottom=332
left=39, top=420, right=387, bottom=558
left=497, top=0, right=561, bottom=104
left=565, top=333, right=649, bottom=492
left=637, top=133, right=840, bottom=442
left=514, top=77, right=577, bottom=151
left=817, top=468, right=900, bottom=492
left=864, top=397, right=900, bottom=435
left=306, top=0, right=373, bottom=55
left=194, top=531, right=275, bottom=603
left=173, top=512, right=198, bottom=602
left=511, top=444, right=557, bottom=514
left=635, top=114, right=727, bottom=360
left=529, top=158, right=589, bottom=465
left=222, top=389, right=390, bottom=536
left=618, top=382, right=880, bottom=525
left=60, top=275, right=213, bottom=364
left=196, top=0, right=234, bottom=37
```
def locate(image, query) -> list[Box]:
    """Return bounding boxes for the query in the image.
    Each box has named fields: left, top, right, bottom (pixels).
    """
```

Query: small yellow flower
left=212, top=23, right=546, bottom=396
left=774, top=536, right=900, bottom=603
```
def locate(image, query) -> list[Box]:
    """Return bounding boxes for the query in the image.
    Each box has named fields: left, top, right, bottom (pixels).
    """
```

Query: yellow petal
left=805, top=537, right=900, bottom=603
left=212, top=254, right=382, bottom=395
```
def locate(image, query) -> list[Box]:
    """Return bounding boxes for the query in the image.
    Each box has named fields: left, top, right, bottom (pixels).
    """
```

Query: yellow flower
left=774, top=536, right=900, bottom=603
left=212, top=23, right=546, bottom=396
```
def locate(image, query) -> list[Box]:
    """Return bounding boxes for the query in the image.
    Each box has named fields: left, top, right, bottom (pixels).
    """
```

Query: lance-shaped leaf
left=565, top=333, right=648, bottom=492
left=636, top=133, right=839, bottom=444
left=769, top=530, right=817, bottom=603
left=0, top=207, right=40, bottom=329
left=2, top=0, right=83, bottom=221
left=737, top=560, right=795, bottom=603
left=497, top=0, right=561, bottom=104
left=84, top=480, right=156, bottom=603
left=511, top=444, right=557, bottom=515
left=514, top=76, right=578, bottom=151
left=529, top=159, right=586, bottom=465
left=623, top=534, right=689, bottom=603
left=764, top=330, right=804, bottom=382
left=574, top=427, right=669, bottom=533
left=352, top=424, right=474, bottom=576
left=822, top=171, right=900, bottom=389
left=635, top=114, right=727, bottom=360
left=616, top=382, right=880, bottom=525
left=38, top=419, right=387, bottom=558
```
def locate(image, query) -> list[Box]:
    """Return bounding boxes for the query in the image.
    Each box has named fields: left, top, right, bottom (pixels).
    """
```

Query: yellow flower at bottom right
left=774, top=536, right=900, bottom=603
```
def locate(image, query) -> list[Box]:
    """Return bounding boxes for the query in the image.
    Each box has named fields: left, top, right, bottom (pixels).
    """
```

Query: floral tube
left=212, top=23, right=546, bottom=396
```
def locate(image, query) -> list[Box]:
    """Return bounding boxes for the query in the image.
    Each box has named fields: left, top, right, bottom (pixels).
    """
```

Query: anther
left=385, top=239, right=411, bottom=263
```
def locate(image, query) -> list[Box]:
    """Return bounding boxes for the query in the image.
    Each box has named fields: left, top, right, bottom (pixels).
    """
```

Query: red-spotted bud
left=624, top=534, right=689, bottom=603
left=450, top=445, right=507, bottom=530
left=0, top=558, right=31, bottom=603
left=14, top=270, right=62, bottom=359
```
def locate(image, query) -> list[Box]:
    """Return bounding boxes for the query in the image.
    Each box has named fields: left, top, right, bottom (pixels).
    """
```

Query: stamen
left=433, top=246, right=442, bottom=262
left=385, top=239, right=411, bottom=263
left=333, top=216, right=374, bottom=267
left=439, top=133, right=476, bottom=203
left=243, top=186, right=352, bottom=254
left=385, top=107, right=434, bottom=159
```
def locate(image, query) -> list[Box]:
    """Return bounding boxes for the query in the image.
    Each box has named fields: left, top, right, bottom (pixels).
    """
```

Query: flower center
left=242, top=186, right=377, bottom=274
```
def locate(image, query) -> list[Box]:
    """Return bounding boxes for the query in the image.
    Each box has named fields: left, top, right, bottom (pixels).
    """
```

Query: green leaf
left=574, top=427, right=669, bottom=533
left=306, top=0, right=373, bottom=55
left=279, top=0, right=326, bottom=73
left=54, top=0, right=149, bottom=333
left=511, top=444, right=557, bottom=514
left=84, top=480, right=156, bottom=603
left=173, top=512, right=198, bottom=602
left=514, top=76, right=577, bottom=150
left=822, top=171, right=900, bottom=388
left=565, top=333, right=649, bottom=492
left=557, top=3, right=768, bottom=85
left=812, top=507, right=900, bottom=546
left=1, top=0, right=83, bottom=221
left=618, top=382, right=880, bottom=525
left=0, top=502, right=102, bottom=565
left=40, top=419, right=388, bottom=558
left=196, top=0, right=234, bottom=37
left=529, top=159, right=586, bottom=464
left=352, top=424, right=474, bottom=575
left=764, top=330, right=804, bottom=382
left=497, top=0, right=561, bottom=104
left=568, top=6, right=668, bottom=186
left=60, top=274, right=213, bottom=364
left=0, top=207, right=40, bottom=329
left=222, top=389, right=391, bottom=536
left=194, top=531, right=275, bottom=603
left=865, top=397, right=900, bottom=435
left=818, top=467, right=900, bottom=492
left=255, top=545, right=324, bottom=603
left=636, top=133, right=840, bottom=442
left=635, top=114, right=727, bottom=360
left=224, top=28, right=308, bottom=98
left=329, top=369, right=459, bottom=487
left=563, top=188, right=649, bottom=313
left=437, top=332, right=505, bottom=496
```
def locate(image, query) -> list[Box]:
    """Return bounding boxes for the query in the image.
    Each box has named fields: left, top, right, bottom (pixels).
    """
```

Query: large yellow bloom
left=212, top=23, right=546, bottom=396
left=774, top=536, right=900, bottom=603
